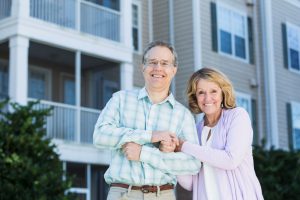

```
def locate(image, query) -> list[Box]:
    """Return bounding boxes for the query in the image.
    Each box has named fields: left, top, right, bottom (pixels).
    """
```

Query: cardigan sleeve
left=176, top=175, right=193, bottom=191
left=181, top=108, right=253, bottom=170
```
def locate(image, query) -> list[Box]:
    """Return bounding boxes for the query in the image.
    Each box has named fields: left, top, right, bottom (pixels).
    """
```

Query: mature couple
left=93, top=41, right=264, bottom=200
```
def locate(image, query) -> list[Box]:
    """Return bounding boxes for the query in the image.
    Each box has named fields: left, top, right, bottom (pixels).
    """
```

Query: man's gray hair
left=142, top=40, right=178, bottom=67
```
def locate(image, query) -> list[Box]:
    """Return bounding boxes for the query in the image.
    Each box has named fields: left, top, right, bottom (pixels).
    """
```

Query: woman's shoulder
left=222, top=107, right=250, bottom=121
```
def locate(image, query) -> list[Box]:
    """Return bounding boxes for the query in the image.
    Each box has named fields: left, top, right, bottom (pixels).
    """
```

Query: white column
left=120, top=62, right=133, bottom=90
left=193, top=0, right=202, bottom=71
left=169, top=0, right=176, bottom=96
left=261, top=0, right=279, bottom=148
left=9, top=35, right=29, bottom=105
left=121, top=0, right=132, bottom=48
left=75, top=51, right=81, bottom=143
left=148, top=0, right=153, bottom=42
left=11, top=0, right=30, bottom=18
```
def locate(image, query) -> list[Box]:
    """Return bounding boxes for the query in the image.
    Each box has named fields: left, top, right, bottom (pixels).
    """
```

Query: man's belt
left=110, top=183, right=174, bottom=193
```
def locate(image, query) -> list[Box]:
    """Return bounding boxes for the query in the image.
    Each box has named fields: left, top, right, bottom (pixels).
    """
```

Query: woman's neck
left=204, top=109, right=222, bottom=127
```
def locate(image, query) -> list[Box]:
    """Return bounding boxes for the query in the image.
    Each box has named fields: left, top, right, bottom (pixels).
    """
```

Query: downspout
left=260, top=0, right=279, bottom=148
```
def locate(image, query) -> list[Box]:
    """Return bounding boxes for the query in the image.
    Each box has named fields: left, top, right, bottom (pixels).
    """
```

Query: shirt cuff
left=139, top=145, right=153, bottom=163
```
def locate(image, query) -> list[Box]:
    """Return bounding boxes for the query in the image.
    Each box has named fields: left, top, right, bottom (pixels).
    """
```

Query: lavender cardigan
left=177, top=107, right=264, bottom=200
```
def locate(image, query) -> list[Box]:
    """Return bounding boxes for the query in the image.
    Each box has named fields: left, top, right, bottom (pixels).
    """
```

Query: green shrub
left=0, top=100, right=74, bottom=200
left=253, top=141, right=300, bottom=200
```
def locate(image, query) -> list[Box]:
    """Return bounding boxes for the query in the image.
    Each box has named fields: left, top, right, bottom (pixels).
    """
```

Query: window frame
left=236, top=91, right=252, bottom=119
left=216, top=3, right=249, bottom=63
left=28, top=65, right=52, bottom=100
left=132, top=0, right=142, bottom=53
left=290, top=102, right=300, bottom=150
left=286, top=22, right=300, bottom=74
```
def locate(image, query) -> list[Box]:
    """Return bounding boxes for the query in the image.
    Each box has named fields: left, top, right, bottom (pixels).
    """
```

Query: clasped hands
left=122, top=131, right=185, bottom=161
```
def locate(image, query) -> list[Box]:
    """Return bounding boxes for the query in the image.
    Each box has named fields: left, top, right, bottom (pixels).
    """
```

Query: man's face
left=142, top=46, right=177, bottom=92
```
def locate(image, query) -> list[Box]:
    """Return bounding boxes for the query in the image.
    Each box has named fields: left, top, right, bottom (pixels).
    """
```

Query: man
left=93, top=41, right=201, bottom=200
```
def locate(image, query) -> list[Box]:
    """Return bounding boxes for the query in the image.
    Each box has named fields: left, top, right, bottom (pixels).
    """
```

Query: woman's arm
left=181, top=108, right=253, bottom=170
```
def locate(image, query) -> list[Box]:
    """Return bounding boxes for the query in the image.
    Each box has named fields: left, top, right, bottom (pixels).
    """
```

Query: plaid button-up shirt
left=93, top=88, right=201, bottom=186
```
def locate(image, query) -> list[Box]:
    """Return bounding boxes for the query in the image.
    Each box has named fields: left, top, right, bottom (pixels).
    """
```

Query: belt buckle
left=141, top=186, right=150, bottom=193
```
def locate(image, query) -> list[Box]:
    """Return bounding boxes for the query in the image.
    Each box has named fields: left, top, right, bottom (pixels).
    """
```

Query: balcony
left=32, top=99, right=99, bottom=144
left=0, top=0, right=120, bottom=42
left=0, top=0, right=11, bottom=20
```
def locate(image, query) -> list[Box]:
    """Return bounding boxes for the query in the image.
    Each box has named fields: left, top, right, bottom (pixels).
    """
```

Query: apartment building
left=0, top=0, right=299, bottom=199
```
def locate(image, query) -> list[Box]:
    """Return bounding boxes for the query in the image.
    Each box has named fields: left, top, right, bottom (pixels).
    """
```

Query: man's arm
left=93, top=92, right=177, bottom=149
left=124, top=110, right=201, bottom=175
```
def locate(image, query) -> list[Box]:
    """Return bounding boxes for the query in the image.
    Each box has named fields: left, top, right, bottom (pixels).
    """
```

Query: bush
left=0, top=100, right=74, bottom=200
left=253, top=142, right=300, bottom=200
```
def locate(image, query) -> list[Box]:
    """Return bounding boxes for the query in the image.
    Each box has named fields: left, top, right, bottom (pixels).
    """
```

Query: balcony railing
left=32, top=99, right=100, bottom=144
left=30, top=0, right=120, bottom=41
left=0, top=0, right=11, bottom=20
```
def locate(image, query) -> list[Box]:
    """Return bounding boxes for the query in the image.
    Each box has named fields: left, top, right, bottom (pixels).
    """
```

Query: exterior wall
left=173, top=0, right=195, bottom=104
left=152, top=0, right=170, bottom=42
left=272, top=0, right=300, bottom=149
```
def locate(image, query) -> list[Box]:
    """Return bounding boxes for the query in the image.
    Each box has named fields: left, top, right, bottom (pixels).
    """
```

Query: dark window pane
left=0, top=65, right=8, bottom=99
left=220, top=30, right=232, bottom=54
left=290, top=49, right=300, bottom=70
left=132, top=28, right=138, bottom=51
left=235, top=35, right=246, bottom=59
left=67, top=162, right=87, bottom=188
left=85, top=0, right=120, bottom=11
left=91, top=165, right=109, bottom=200
left=294, top=128, right=300, bottom=150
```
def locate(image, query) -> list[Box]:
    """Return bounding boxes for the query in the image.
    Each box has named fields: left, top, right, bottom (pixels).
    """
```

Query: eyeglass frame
left=143, top=59, right=175, bottom=68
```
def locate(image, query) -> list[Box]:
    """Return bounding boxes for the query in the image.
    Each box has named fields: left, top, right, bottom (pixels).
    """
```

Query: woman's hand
left=174, top=139, right=185, bottom=152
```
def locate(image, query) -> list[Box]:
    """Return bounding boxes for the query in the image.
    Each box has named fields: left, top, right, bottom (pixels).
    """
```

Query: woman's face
left=196, top=79, right=223, bottom=116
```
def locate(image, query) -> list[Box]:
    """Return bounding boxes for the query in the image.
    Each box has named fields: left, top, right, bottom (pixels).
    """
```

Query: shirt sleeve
left=139, top=110, right=201, bottom=175
left=181, top=108, right=253, bottom=170
left=93, top=92, right=152, bottom=149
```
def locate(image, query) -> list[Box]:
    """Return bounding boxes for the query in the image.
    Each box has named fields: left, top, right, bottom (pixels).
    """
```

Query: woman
left=161, top=68, right=264, bottom=199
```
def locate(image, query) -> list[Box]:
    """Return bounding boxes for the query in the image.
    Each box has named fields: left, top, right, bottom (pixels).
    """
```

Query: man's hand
left=122, top=142, right=142, bottom=161
left=159, top=140, right=176, bottom=152
left=151, top=131, right=179, bottom=144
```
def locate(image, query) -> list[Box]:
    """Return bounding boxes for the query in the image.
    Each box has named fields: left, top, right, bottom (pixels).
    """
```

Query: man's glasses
left=144, top=59, right=174, bottom=68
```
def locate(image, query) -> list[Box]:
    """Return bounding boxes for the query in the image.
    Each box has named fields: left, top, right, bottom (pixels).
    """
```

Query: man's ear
left=172, top=66, right=178, bottom=75
left=140, top=64, right=145, bottom=72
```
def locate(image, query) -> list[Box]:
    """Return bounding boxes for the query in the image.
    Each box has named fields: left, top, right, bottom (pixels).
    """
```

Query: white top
left=201, top=126, right=220, bottom=200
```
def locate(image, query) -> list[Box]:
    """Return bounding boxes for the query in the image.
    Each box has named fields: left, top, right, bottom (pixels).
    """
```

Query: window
left=28, top=66, right=51, bottom=100
left=286, top=23, right=300, bottom=71
left=236, top=92, right=258, bottom=144
left=65, top=162, right=109, bottom=200
left=218, top=5, right=248, bottom=60
left=132, top=1, right=141, bottom=52
left=85, top=0, right=120, bottom=11
left=211, top=3, right=250, bottom=62
left=236, top=92, right=252, bottom=119
left=0, top=60, right=8, bottom=99
left=288, top=102, right=300, bottom=150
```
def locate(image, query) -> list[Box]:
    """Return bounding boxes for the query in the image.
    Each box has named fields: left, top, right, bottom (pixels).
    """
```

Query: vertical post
left=120, top=0, right=132, bottom=47
left=120, top=62, right=133, bottom=90
left=11, top=0, right=30, bottom=18
left=9, top=36, right=29, bottom=105
left=75, top=51, right=81, bottom=143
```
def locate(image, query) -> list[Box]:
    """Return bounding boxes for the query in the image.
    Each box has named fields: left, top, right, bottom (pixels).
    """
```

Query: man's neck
left=146, top=88, right=170, bottom=104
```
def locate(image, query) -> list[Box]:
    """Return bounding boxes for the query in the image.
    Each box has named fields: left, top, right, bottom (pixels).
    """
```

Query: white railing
left=0, top=0, right=11, bottom=20
left=29, top=0, right=120, bottom=41
left=80, top=1, right=120, bottom=41
left=31, top=99, right=100, bottom=144
left=80, top=107, right=100, bottom=143
left=30, top=0, right=76, bottom=28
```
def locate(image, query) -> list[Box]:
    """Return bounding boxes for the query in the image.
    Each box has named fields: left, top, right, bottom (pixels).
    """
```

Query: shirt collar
left=138, top=87, right=176, bottom=107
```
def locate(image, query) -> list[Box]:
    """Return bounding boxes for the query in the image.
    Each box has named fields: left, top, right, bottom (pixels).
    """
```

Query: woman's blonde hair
left=186, top=67, right=236, bottom=114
